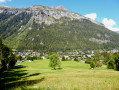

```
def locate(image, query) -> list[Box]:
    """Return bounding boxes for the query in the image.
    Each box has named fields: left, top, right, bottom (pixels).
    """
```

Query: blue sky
left=0, top=0, right=119, bottom=31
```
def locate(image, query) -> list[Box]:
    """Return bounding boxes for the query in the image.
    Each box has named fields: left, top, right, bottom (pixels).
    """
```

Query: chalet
left=87, top=50, right=94, bottom=54
left=64, top=55, right=70, bottom=59
left=111, top=49, right=119, bottom=53
left=73, top=52, right=79, bottom=55
left=81, top=59, right=86, bottom=62
left=41, top=56, right=45, bottom=59
left=32, top=52, right=36, bottom=56
left=78, top=57, right=81, bottom=60
left=86, top=54, right=94, bottom=58
left=57, top=51, right=63, bottom=54
left=67, top=52, right=73, bottom=55
left=44, top=54, right=48, bottom=57
left=70, top=57, right=74, bottom=60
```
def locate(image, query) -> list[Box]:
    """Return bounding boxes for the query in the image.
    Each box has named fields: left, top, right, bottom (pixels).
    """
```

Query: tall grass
left=2, top=59, right=119, bottom=90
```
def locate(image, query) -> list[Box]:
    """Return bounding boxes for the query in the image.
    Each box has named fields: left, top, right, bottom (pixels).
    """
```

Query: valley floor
left=1, top=59, right=119, bottom=90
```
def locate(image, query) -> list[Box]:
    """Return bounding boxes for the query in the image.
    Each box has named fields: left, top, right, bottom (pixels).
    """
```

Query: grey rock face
left=0, top=5, right=103, bottom=26
left=30, top=5, right=85, bottom=25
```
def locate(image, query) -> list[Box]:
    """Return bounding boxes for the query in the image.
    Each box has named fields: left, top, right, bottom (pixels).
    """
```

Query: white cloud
left=0, top=0, right=12, bottom=3
left=85, top=13, right=97, bottom=20
left=0, top=0, right=6, bottom=2
left=102, top=18, right=119, bottom=31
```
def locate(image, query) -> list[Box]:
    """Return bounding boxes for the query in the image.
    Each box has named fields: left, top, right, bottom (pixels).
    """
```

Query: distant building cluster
left=13, top=49, right=119, bottom=62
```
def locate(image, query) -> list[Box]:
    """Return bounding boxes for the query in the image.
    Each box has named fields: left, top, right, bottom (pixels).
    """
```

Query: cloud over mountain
left=85, top=13, right=97, bottom=20
left=102, top=18, right=119, bottom=31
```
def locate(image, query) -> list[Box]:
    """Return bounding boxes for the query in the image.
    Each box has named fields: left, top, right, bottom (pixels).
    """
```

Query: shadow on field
left=14, top=65, right=26, bottom=69
left=0, top=65, right=44, bottom=90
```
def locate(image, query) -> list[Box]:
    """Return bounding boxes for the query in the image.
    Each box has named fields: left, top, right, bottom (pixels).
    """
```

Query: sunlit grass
left=7, top=59, right=119, bottom=89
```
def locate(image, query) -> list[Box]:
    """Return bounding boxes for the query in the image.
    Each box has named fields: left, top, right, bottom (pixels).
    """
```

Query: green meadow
left=1, top=59, right=119, bottom=90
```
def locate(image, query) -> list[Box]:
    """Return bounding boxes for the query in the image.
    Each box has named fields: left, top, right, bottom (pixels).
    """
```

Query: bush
left=26, top=56, right=37, bottom=61
left=95, top=61, right=102, bottom=67
left=113, top=53, right=119, bottom=71
left=107, top=59, right=115, bottom=69
left=74, top=56, right=78, bottom=61
left=66, top=58, right=69, bottom=61
left=90, top=62, right=95, bottom=68
left=17, top=55, right=23, bottom=61
left=85, top=57, right=91, bottom=64
left=101, top=52, right=112, bottom=65
left=62, top=56, right=65, bottom=61
left=9, top=54, right=17, bottom=69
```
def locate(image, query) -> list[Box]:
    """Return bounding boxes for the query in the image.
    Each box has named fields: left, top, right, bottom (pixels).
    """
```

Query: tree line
left=85, top=51, right=119, bottom=71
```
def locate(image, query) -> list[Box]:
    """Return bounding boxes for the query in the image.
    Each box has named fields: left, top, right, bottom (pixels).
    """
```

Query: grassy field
left=1, top=59, right=119, bottom=90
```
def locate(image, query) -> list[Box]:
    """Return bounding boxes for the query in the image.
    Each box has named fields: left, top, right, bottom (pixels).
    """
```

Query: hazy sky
left=0, top=0, right=119, bottom=31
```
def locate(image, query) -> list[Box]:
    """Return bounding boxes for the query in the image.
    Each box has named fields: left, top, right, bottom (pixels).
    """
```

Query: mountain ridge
left=0, top=5, right=103, bottom=26
left=0, top=5, right=119, bottom=51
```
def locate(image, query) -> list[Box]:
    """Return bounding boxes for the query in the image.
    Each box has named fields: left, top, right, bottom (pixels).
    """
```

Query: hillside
left=0, top=5, right=119, bottom=51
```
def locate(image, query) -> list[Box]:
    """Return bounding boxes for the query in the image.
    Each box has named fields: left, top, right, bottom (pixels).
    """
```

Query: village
left=13, top=49, right=119, bottom=62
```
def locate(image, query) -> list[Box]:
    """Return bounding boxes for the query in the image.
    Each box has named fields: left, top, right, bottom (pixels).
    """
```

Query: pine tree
left=0, top=37, right=2, bottom=70
left=0, top=37, right=17, bottom=71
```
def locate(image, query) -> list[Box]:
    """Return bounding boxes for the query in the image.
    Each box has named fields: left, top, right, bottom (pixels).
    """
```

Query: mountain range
left=0, top=5, right=119, bottom=51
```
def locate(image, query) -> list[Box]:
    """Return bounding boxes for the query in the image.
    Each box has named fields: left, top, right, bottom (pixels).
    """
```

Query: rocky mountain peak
left=0, top=5, right=103, bottom=26
left=51, top=5, right=67, bottom=11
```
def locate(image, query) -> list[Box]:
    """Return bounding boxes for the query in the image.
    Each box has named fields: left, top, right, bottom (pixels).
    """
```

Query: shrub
left=107, top=59, right=115, bottom=69
left=90, top=62, right=95, bottom=68
left=113, top=53, right=119, bottom=71
left=9, top=53, right=17, bottom=69
left=66, top=57, right=69, bottom=61
left=74, top=56, right=78, bottom=61
left=95, top=61, right=102, bottom=67
left=85, top=57, right=91, bottom=64
left=26, top=56, right=37, bottom=61
left=17, top=55, right=23, bottom=61
left=62, top=56, right=65, bottom=61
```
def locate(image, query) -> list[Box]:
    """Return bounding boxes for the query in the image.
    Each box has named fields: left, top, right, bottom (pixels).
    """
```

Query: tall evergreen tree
left=0, top=37, right=17, bottom=71
left=0, top=37, right=2, bottom=70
